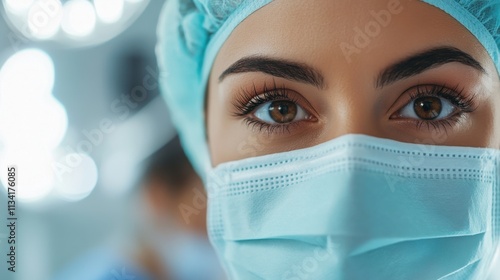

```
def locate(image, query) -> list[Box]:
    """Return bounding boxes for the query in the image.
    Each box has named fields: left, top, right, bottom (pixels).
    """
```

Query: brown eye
left=254, top=100, right=308, bottom=124
left=398, top=95, right=455, bottom=121
left=413, top=96, right=442, bottom=120
left=268, top=101, right=297, bottom=123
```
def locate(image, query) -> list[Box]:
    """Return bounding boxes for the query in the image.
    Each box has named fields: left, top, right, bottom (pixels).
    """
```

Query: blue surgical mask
left=206, top=134, right=500, bottom=280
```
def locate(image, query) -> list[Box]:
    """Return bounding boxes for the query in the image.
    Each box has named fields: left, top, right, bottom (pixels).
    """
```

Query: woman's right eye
left=253, top=100, right=309, bottom=124
left=232, top=86, right=317, bottom=133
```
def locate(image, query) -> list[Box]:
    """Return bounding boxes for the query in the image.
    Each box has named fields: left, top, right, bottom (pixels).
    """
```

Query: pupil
left=269, top=101, right=297, bottom=123
left=421, top=101, right=432, bottom=111
left=278, top=104, right=289, bottom=115
left=413, top=96, right=442, bottom=120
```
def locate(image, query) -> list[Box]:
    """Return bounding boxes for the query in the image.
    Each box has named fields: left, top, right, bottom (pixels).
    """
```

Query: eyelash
left=232, top=83, right=477, bottom=134
left=231, top=83, right=305, bottom=134
left=232, top=83, right=299, bottom=116
left=401, top=84, right=477, bottom=131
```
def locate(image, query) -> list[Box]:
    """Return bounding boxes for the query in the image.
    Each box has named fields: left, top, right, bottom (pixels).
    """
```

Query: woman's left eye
left=398, top=96, right=457, bottom=120
left=253, top=100, right=309, bottom=124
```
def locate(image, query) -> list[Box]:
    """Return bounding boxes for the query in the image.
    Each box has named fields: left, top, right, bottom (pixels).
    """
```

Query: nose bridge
left=322, top=83, right=385, bottom=140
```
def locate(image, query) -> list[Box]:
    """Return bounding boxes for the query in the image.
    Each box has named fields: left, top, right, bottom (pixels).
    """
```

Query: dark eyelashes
left=414, top=114, right=462, bottom=133
left=231, top=82, right=298, bottom=117
left=232, top=83, right=477, bottom=115
left=403, top=84, right=478, bottom=133
left=231, top=82, right=478, bottom=134
left=408, top=84, right=477, bottom=113
left=242, top=118, right=297, bottom=134
left=231, top=82, right=304, bottom=135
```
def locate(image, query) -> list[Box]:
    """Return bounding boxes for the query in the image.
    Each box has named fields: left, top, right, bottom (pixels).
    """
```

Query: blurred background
left=0, top=0, right=196, bottom=279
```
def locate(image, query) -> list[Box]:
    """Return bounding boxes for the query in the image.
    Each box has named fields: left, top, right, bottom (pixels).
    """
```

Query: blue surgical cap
left=156, top=0, right=500, bottom=180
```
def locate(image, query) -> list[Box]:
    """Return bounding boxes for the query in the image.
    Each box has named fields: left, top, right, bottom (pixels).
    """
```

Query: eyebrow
left=219, top=56, right=326, bottom=89
left=376, top=46, right=485, bottom=88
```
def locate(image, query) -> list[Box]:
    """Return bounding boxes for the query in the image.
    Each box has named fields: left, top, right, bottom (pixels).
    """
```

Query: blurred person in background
left=135, top=135, right=224, bottom=280
left=53, top=135, right=224, bottom=280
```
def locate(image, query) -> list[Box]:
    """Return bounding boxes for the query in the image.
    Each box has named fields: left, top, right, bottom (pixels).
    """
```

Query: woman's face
left=206, top=0, right=500, bottom=166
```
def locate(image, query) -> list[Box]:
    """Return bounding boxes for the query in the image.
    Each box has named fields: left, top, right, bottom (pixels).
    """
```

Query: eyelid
left=388, top=84, right=476, bottom=119
left=231, top=84, right=319, bottom=120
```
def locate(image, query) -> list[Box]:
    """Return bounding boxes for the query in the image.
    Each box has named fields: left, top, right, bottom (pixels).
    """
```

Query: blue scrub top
left=52, top=247, right=154, bottom=280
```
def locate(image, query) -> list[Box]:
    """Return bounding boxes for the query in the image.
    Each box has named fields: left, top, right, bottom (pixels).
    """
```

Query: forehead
left=211, top=0, right=494, bottom=81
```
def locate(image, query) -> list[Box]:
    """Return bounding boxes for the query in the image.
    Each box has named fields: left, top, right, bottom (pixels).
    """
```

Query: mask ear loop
left=487, top=241, right=500, bottom=278
left=487, top=153, right=500, bottom=278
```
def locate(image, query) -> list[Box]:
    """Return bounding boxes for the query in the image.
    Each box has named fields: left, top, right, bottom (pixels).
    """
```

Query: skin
left=134, top=175, right=207, bottom=279
left=143, top=175, right=207, bottom=235
left=206, top=0, right=500, bottom=167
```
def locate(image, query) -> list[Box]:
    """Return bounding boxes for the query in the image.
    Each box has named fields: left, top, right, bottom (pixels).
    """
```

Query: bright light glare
left=94, top=0, right=124, bottom=24
left=27, top=0, right=63, bottom=39
left=0, top=48, right=55, bottom=96
left=0, top=49, right=67, bottom=150
left=0, top=150, right=55, bottom=202
left=61, top=0, right=96, bottom=37
left=4, top=0, right=34, bottom=14
left=55, top=153, right=98, bottom=201
left=0, top=96, right=68, bottom=150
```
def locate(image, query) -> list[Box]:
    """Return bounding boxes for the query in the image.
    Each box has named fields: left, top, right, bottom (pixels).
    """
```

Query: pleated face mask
left=157, top=0, right=500, bottom=279
left=207, top=134, right=500, bottom=280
